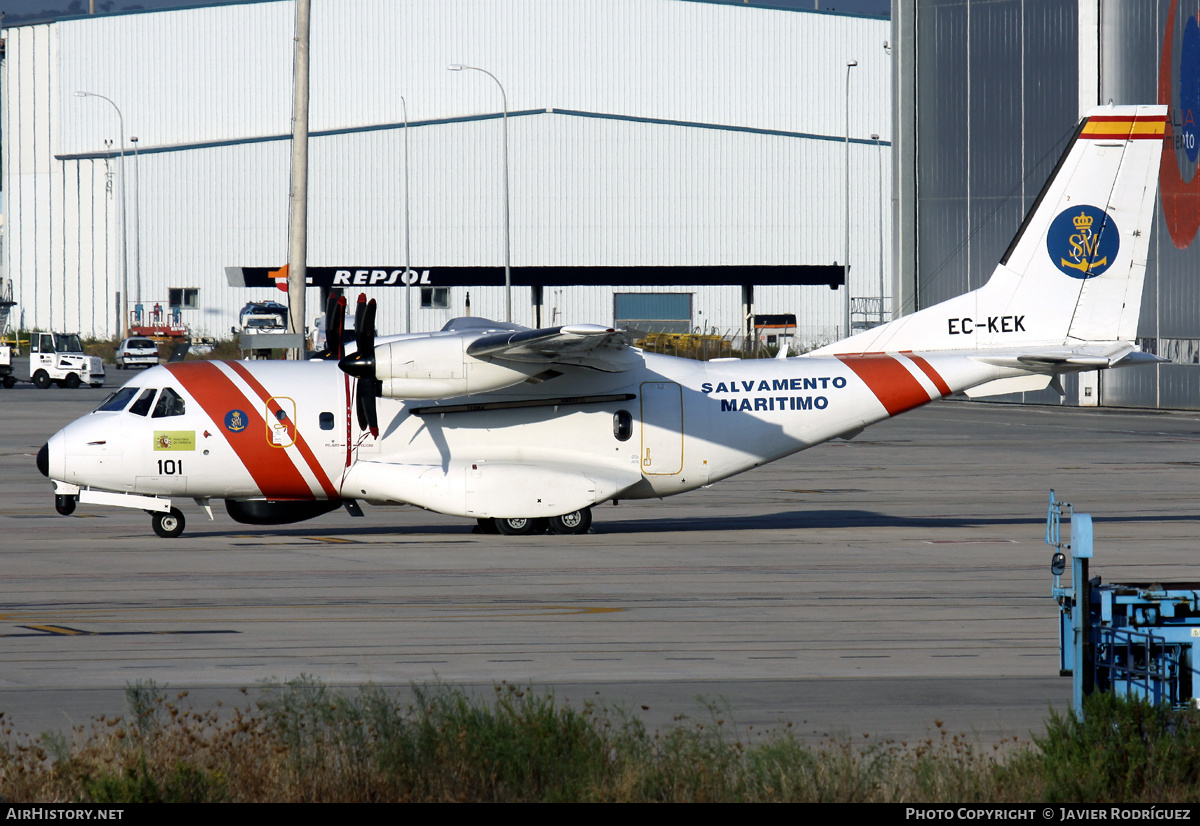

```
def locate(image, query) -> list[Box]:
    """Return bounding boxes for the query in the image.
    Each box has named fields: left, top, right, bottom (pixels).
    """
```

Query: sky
left=0, top=0, right=890, bottom=27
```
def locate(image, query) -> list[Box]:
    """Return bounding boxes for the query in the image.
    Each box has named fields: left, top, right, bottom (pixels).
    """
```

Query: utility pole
left=287, top=0, right=311, bottom=358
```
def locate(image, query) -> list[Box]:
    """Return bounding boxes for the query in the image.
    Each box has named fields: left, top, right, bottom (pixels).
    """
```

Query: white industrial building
left=2, top=0, right=891, bottom=348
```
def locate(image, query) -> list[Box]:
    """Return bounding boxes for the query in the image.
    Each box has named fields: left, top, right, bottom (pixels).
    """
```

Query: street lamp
left=871, top=132, right=884, bottom=326
left=75, top=91, right=128, bottom=339
left=844, top=60, right=857, bottom=339
left=448, top=63, right=511, bottom=322
left=130, top=135, right=141, bottom=314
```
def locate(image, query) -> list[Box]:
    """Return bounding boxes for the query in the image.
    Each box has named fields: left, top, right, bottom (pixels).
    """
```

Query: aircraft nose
left=42, top=428, right=68, bottom=481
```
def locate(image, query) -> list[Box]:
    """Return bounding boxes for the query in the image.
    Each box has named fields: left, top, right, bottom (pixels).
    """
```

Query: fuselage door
left=640, top=381, right=683, bottom=475
left=266, top=396, right=297, bottom=448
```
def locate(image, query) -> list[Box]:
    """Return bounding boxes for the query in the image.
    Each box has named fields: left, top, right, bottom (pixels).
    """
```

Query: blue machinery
left=1049, top=491, right=1200, bottom=716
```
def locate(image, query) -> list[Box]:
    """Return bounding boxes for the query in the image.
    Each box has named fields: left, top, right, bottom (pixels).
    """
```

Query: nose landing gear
left=151, top=507, right=186, bottom=539
left=54, top=494, right=77, bottom=516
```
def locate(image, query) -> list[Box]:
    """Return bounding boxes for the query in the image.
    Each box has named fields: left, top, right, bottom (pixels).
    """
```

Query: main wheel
left=32, top=370, right=51, bottom=389
left=62, top=373, right=81, bottom=389
left=54, top=494, right=76, bottom=516
left=476, top=517, right=500, bottom=534
left=495, top=517, right=546, bottom=536
left=548, top=508, right=592, bottom=535
left=152, top=507, right=186, bottom=538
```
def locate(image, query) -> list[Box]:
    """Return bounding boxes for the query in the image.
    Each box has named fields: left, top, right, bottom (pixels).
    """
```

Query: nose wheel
left=151, top=507, right=186, bottom=538
left=54, top=494, right=77, bottom=516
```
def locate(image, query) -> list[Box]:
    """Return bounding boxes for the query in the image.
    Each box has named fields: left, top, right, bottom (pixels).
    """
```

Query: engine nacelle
left=375, top=335, right=537, bottom=399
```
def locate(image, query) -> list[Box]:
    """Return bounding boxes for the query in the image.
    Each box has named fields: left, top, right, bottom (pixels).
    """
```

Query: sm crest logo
left=1047, top=205, right=1119, bottom=280
left=224, top=409, right=248, bottom=433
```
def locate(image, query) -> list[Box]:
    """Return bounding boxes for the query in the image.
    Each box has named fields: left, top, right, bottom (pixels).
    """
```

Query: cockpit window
left=152, top=387, right=186, bottom=418
left=129, top=388, right=158, bottom=417
left=94, top=387, right=139, bottom=412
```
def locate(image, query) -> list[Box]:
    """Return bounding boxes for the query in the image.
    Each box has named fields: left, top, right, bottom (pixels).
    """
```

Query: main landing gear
left=476, top=507, right=593, bottom=536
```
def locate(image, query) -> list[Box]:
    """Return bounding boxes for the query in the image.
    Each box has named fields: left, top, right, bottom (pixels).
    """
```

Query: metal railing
left=1095, top=626, right=1185, bottom=708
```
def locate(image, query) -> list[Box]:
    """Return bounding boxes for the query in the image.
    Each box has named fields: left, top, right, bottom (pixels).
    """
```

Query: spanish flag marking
left=1081, top=115, right=1166, bottom=141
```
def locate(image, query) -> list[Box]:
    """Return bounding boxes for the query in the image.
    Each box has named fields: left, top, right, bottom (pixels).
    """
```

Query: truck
left=30, top=332, right=106, bottom=389
left=0, top=344, right=14, bottom=388
left=237, top=301, right=289, bottom=334
left=237, top=300, right=301, bottom=358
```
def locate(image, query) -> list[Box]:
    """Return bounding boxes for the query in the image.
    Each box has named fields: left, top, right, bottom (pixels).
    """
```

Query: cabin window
left=613, top=409, right=633, bottom=441
left=152, top=387, right=187, bottom=418
left=128, top=389, right=158, bottom=417
left=319, top=412, right=335, bottom=430
left=95, top=387, right=139, bottom=413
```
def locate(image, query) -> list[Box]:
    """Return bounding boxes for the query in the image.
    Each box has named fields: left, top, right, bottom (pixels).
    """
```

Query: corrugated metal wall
left=1098, top=0, right=1200, bottom=409
left=3, top=0, right=892, bottom=340
left=913, top=0, right=1079, bottom=312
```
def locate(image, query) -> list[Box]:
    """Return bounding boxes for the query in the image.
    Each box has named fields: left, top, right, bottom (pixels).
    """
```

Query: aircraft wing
left=466, top=324, right=641, bottom=372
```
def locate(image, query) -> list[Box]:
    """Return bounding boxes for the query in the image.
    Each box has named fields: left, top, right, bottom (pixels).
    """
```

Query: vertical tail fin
left=815, top=104, right=1167, bottom=356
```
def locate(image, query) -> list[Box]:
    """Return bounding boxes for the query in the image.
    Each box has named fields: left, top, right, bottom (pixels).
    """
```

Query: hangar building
left=895, top=0, right=1200, bottom=409
left=1, top=0, right=892, bottom=351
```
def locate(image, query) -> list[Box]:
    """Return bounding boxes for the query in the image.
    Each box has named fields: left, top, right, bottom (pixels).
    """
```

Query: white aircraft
left=38, top=104, right=1167, bottom=538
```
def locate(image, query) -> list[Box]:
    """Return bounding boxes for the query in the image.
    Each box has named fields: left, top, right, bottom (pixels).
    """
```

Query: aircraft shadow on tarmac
left=184, top=509, right=1200, bottom=539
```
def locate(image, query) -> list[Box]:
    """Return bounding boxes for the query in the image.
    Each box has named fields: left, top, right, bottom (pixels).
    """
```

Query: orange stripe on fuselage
left=226, top=361, right=339, bottom=499
left=836, top=354, right=932, bottom=417
left=164, top=361, right=315, bottom=499
left=901, top=352, right=953, bottom=397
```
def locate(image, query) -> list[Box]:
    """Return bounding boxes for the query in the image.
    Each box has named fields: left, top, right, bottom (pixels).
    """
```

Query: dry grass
left=4, top=680, right=1198, bottom=803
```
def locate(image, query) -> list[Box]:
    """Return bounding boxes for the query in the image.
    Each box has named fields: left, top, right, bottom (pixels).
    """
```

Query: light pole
left=75, top=91, right=128, bottom=339
left=844, top=60, right=857, bottom=340
left=130, top=135, right=141, bottom=314
left=400, top=95, right=412, bottom=334
left=448, top=63, right=511, bottom=322
left=872, top=132, right=884, bottom=326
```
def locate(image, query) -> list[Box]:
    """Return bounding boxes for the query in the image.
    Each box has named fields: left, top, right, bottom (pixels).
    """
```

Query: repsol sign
left=333, top=269, right=431, bottom=286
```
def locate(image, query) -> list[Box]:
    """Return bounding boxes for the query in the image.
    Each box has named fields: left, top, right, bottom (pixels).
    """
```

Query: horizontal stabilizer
left=972, top=342, right=1164, bottom=371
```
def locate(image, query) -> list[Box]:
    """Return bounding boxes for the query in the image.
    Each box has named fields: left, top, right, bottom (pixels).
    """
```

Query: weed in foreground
left=5, top=679, right=1200, bottom=802
left=1027, top=692, right=1200, bottom=804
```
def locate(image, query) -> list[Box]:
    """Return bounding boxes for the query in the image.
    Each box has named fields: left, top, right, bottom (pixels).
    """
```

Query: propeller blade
left=325, top=293, right=346, bottom=360
left=358, top=297, right=376, bottom=359
left=363, top=388, right=379, bottom=438
left=355, top=380, right=370, bottom=432
left=337, top=296, right=379, bottom=438
left=354, top=293, right=367, bottom=339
